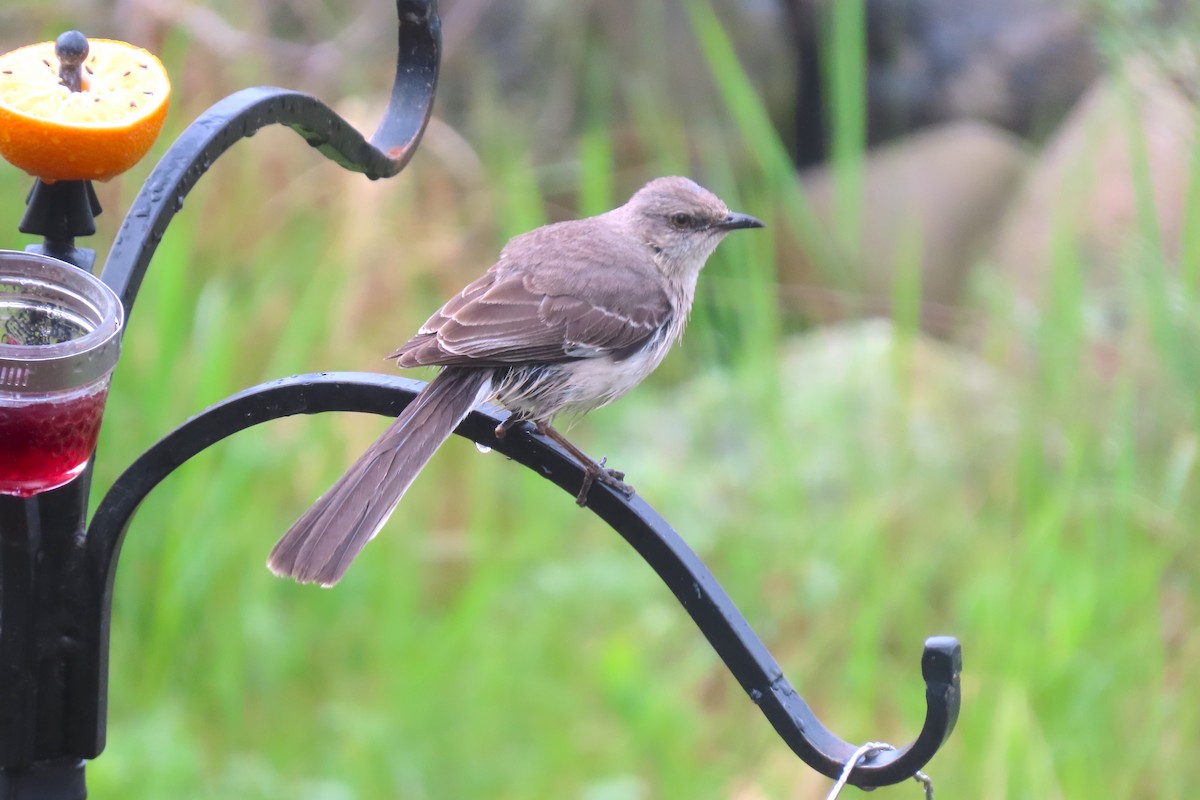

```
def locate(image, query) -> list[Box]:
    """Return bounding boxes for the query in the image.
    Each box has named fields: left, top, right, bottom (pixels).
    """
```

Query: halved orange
left=0, top=38, right=170, bottom=182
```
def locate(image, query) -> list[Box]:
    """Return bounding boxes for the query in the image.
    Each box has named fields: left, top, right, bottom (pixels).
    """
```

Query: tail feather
left=268, top=368, right=492, bottom=586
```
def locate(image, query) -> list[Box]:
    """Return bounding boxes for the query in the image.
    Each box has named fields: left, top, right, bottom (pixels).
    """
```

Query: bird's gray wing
left=390, top=228, right=671, bottom=368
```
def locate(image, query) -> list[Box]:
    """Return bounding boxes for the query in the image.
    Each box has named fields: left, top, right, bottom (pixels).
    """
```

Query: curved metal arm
left=87, top=372, right=961, bottom=788
left=99, top=0, right=441, bottom=319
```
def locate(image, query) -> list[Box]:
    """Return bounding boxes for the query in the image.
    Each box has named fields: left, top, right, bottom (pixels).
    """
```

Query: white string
left=824, top=743, right=937, bottom=800
left=824, top=742, right=894, bottom=800
left=913, top=769, right=935, bottom=799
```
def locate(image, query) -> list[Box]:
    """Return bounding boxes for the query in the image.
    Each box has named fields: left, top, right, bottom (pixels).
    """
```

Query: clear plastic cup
left=0, top=251, right=123, bottom=497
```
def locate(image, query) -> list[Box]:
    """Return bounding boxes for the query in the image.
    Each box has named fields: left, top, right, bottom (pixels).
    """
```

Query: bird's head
left=621, top=176, right=764, bottom=274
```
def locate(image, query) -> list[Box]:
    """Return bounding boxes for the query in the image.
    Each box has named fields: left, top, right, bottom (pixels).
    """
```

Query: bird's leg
left=534, top=421, right=634, bottom=506
left=494, top=413, right=529, bottom=440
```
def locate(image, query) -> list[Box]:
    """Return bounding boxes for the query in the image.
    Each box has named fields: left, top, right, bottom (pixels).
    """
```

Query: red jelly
left=0, top=381, right=109, bottom=497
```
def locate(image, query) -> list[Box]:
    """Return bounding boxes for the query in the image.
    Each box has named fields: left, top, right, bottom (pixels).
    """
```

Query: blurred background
left=2, top=0, right=1199, bottom=796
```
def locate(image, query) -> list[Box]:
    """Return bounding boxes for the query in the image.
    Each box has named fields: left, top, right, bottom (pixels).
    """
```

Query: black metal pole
left=0, top=760, right=86, bottom=800
left=0, top=4, right=443, bottom=797
left=0, top=479, right=94, bottom=795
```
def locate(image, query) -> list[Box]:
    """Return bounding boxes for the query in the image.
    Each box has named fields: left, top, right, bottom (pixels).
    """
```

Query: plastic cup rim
left=0, top=250, right=124, bottom=393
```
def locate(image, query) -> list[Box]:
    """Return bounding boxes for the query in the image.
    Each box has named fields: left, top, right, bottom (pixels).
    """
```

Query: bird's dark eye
left=669, top=212, right=693, bottom=229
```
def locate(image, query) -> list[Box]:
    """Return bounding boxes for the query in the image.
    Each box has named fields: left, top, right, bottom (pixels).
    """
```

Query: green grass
left=2, top=3, right=1199, bottom=798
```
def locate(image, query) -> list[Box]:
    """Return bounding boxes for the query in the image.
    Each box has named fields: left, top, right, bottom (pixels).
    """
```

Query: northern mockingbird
left=268, top=176, right=763, bottom=586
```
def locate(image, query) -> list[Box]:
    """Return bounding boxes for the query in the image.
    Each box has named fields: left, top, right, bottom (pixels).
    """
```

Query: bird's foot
left=596, top=456, right=625, bottom=483
left=576, top=457, right=635, bottom=506
left=494, top=415, right=528, bottom=440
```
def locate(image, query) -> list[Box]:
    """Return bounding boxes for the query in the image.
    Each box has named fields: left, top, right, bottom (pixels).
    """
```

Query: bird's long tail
left=268, top=367, right=493, bottom=586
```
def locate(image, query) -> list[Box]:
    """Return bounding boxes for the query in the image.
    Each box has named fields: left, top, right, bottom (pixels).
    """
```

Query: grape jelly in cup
left=0, top=251, right=123, bottom=497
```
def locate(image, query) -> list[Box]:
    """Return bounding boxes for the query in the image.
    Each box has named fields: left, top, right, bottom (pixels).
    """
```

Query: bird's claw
left=576, top=457, right=635, bottom=506
left=597, top=456, right=626, bottom=482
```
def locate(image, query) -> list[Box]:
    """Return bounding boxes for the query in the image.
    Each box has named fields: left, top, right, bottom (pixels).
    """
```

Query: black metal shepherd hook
left=0, top=2, right=961, bottom=797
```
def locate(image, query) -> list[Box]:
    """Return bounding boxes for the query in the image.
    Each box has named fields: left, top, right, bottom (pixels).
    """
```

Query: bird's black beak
left=715, top=211, right=765, bottom=231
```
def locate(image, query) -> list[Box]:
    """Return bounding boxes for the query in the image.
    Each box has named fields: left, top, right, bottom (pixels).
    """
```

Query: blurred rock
left=784, top=0, right=1100, bottom=167
left=772, top=320, right=1018, bottom=493
left=614, top=319, right=1017, bottom=535
left=796, top=120, right=1028, bottom=329
left=989, top=58, right=1198, bottom=306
